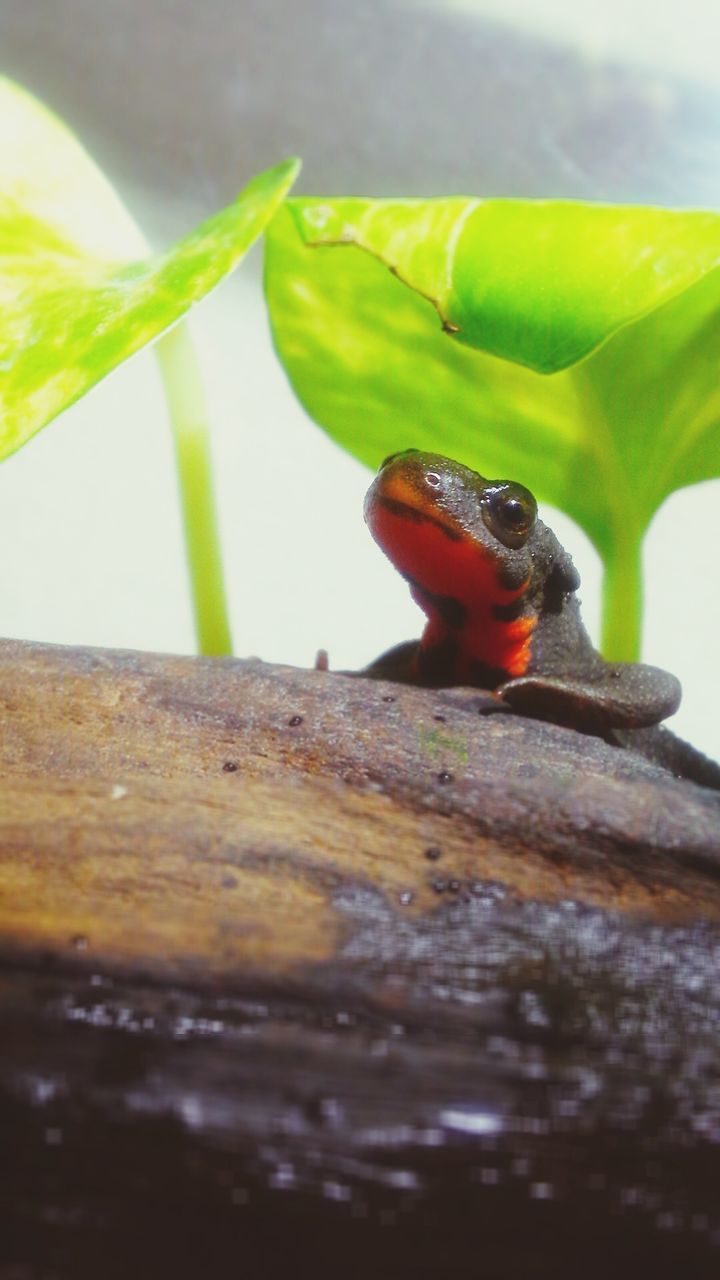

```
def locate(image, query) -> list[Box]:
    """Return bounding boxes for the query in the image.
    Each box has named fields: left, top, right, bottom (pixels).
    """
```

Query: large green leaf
left=264, top=197, right=720, bottom=656
left=0, top=77, right=300, bottom=459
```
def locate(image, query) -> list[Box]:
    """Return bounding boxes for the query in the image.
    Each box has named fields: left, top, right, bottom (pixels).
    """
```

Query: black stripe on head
left=378, top=495, right=463, bottom=542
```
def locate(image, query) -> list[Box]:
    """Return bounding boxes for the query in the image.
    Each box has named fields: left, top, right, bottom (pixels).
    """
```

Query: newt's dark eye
left=481, top=482, right=537, bottom=549
left=424, top=471, right=441, bottom=488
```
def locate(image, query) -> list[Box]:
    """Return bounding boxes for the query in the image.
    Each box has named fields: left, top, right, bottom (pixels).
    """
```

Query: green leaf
left=0, top=76, right=300, bottom=460
left=0, top=77, right=300, bottom=661
left=265, top=197, right=720, bottom=658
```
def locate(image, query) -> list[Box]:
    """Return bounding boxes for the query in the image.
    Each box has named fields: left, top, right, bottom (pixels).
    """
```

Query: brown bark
left=1, top=637, right=719, bottom=1278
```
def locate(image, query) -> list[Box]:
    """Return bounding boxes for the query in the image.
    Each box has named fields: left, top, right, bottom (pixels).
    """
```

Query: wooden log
left=1, top=637, right=719, bottom=1278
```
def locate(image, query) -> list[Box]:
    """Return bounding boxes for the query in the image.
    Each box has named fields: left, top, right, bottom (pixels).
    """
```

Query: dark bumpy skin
left=363, top=450, right=720, bottom=791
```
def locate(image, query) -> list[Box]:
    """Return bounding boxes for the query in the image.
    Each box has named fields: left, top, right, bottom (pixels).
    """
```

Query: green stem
left=155, top=322, right=232, bottom=656
left=600, top=526, right=643, bottom=662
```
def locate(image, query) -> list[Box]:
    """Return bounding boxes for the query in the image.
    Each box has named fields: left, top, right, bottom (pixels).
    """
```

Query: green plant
left=265, top=197, right=720, bottom=661
left=0, top=77, right=299, bottom=655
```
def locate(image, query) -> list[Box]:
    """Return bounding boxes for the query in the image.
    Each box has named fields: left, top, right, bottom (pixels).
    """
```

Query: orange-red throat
left=365, top=467, right=536, bottom=680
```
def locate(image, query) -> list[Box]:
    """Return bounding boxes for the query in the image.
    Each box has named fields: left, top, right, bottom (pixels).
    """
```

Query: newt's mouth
left=365, top=471, right=463, bottom=544
left=365, top=468, right=514, bottom=607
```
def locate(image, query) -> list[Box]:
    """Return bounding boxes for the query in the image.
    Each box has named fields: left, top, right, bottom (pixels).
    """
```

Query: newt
left=362, top=449, right=720, bottom=791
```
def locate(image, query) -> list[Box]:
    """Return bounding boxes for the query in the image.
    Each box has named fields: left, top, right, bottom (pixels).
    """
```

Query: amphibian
left=363, top=450, right=720, bottom=791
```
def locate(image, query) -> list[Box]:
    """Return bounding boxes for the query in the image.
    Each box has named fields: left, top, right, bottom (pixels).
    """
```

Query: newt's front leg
left=497, top=663, right=682, bottom=732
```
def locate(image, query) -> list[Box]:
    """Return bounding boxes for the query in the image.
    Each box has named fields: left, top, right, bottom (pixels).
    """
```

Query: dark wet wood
left=1, top=637, right=719, bottom=1278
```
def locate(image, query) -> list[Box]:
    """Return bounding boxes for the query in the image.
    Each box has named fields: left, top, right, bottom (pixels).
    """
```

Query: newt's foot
left=361, top=640, right=420, bottom=685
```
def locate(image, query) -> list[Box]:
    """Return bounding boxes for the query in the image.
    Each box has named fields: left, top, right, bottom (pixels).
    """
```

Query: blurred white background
left=0, top=0, right=719, bottom=758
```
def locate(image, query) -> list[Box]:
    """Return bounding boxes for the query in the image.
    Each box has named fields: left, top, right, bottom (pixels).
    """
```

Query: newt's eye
left=481, top=483, right=537, bottom=549
left=424, top=471, right=441, bottom=488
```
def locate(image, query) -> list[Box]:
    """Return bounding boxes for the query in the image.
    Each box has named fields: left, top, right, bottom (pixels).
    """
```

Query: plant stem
left=600, top=526, right=643, bottom=662
left=155, top=322, right=232, bottom=656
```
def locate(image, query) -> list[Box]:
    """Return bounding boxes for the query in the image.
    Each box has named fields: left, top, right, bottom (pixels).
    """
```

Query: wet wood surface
left=1, top=637, right=719, bottom=1278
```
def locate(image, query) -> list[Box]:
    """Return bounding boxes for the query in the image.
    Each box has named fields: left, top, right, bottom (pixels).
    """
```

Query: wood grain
left=1, top=637, right=719, bottom=1278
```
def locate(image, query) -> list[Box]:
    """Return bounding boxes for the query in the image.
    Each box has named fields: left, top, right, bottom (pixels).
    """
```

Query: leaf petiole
left=155, top=322, right=232, bottom=656
left=599, top=526, right=643, bottom=663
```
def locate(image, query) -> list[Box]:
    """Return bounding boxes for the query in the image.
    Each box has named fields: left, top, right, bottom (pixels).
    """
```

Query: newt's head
left=364, top=450, right=578, bottom=681
left=365, top=449, right=539, bottom=597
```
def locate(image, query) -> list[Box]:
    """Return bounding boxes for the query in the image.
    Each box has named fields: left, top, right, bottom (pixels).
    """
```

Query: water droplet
left=530, top=1182, right=554, bottom=1200
left=180, top=1096, right=204, bottom=1129
left=323, top=1180, right=351, bottom=1202
left=319, top=1097, right=344, bottom=1126
left=440, top=1108, right=503, bottom=1136
left=399, top=890, right=413, bottom=906
left=270, top=1164, right=296, bottom=1191
left=30, top=1077, right=58, bottom=1105
left=385, top=1169, right=420, bottom=1191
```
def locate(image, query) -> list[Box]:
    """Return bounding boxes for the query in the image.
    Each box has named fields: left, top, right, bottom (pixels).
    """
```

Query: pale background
left=0, top=0, right=719, bottom=758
